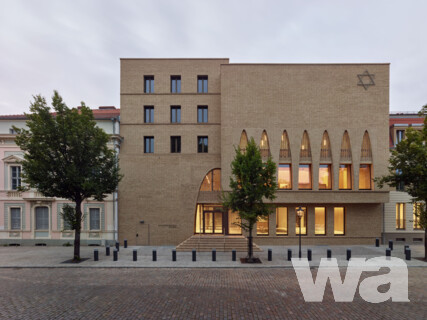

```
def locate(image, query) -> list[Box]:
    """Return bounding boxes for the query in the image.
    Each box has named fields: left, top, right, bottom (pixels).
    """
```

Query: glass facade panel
left=295, top=207, right=307, bottom=235
left=334, top=207, right=345, bottom=235
left=90, top=208, right=100, bottom=230
left=200, top=172, right=212, bottom=191
left=318, top=164, right=332, bottom=190
left=204, top=212, right=213, bottom=233
left=413, top=203, right=422, bottom=230
left=396, top=203, right=405, bottom=229
left=195, top=205, right=202, bottom=233
left=339, top=164, right=352, bottom=189
left=257, top=216, right=269, bottom=235
left=228, top=210, right=241, bottom=235
left=315, top=207, right=326, bottom=235
left=359, top=164, right=371, bottom=190
left=212, top=169, right=221, bottom=191
left=276, top=207, right=288, bottom=235
left=278, top=164, right=292, bottom=189
left=35, top=206, right=49, bottom=230
left=10, top=208, right=21, bottom=230
left=298, top=164, right=311, bottom=189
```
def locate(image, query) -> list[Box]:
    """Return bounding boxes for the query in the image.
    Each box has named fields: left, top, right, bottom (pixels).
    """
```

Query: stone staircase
left=176, top=235, right=262, bottom=252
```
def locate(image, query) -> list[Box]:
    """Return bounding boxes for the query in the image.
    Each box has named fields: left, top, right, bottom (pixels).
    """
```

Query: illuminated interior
left=228, top=210, right=242, bottom=234
left=334, top=207, right=345, bottom=235
left=295, top=207, right=307, bottom=235
left=396, top=203, right=405, bottom=229
left=279, top=131, right=291, bottom=160
left=315, top=207, right=326, bottom=235
left=260, top=130, right=271, bottom=158
left=340, top=131, right=352, bottom=162
left=278, top=164, right=292, bottom=189
left=239, top=130, right=248, bottom=152
left=320, top=131, right=332, bottom=161
left=257, top=216, right=269, bottom=235
left=413, top=203, right=422, bottom=229
left=298, top=164, right=312, bottom=189
left=318, top=164, right=332, bottom=189
left=299, top=131, right=312, bottom=161
left=360, top=131, right=373, bottom=162
left=276, top=207, right=288, bottom=235
left=339, top=164, right=352, bottom=189
left=199, top=169, right=221, bottom=191
left=359, top=164, right=372, bottom=190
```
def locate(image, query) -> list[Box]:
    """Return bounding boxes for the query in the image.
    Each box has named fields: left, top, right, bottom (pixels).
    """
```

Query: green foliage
left=13, top=91, right=122, bottom=259
left=375, top=105, right=427, bottom=231
left=60, top=204, right=80, bottom=231
left=222, top=137, right=278, bottom=230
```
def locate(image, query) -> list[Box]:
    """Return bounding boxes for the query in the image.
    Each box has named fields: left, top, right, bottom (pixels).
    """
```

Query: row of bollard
left=95, top=239, right=413, bottom=262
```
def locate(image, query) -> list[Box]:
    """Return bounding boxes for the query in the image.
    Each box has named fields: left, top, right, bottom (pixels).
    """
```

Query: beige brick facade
left=119, top=59, right=390, bottom=246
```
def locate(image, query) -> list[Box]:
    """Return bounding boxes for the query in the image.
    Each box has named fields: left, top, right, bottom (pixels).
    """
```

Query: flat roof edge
left=120, top=58, right=230, bottom=61
left=221, top=63, right=390, bottom=66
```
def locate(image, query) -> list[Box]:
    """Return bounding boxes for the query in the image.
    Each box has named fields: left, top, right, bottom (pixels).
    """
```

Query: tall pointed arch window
left=299, top=131, right=312, bottom=189
left=239, top=130, right=248, bottom=153
left=359, top=131, right=373, bottom=190
left=260, top=130, right=271, bottom=159
left=319, top=131, right=332, bottom=190
left=278, top=131, right=292, bottom=189
left=339, top=131, right=352, bottom=190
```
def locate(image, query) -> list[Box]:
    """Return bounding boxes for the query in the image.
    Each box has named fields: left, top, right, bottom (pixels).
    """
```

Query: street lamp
left=296, top=207, right=304, bottom=259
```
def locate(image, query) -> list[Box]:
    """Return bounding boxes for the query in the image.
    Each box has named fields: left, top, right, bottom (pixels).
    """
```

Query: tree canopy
left=15, top=91, right=122, bottom=260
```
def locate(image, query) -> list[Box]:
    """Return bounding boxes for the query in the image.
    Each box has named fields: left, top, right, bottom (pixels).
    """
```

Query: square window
left=171, top=76, right=181, bottom=93
left=144, top=76, right=154, bottom=93
left=171, top=106, right=181, bottom=123
left=171, top=136, right=181, bottom=153
left=144, top=106, right=154, bottom=123
left=197, top=106, right=208, bottom=123
left=197, top=136, right=208, bottom=153
left=144, top=136, right=154, bottom=153
left=197, top=76, right=208, bottom=93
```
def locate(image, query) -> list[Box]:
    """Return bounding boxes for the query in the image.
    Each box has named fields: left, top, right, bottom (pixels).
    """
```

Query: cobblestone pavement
left=0, top=268, right=425, bottom=320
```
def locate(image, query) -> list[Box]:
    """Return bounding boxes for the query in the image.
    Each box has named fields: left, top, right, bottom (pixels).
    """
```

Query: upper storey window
left=171, top=106, right=181, bottom=123
left=299, top=131, right=312, bottom=162
left=396, top=130, right=405, bottom=145
left=200, top=169, right=221, bottom=191
left=144, top=106, right=154, bottom=123
left=339, top=131, right=352, bottom=190
left=260, top=131, right=271, bottom=159
left=359, top=131, right=373, bottom=190
left=11, top=166, right=21, bottom=190
left=239, top=130, right=248, bottom=153
left=144, top=76, right=154, bottom=93
left=198, top=106, right=208, bottom=123
left=279, top=131, right=291, bottom=162
left=319, top=131, right=332, bottom=190
left=171, top=76, right=181, bottom=93
left=197, top=76, right=208, bottom=93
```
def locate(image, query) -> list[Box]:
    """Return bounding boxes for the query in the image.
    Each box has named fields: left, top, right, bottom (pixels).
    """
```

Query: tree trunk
left=424, top=228, right=426, bottom=260
left=73, top=199, right=82, bottom=261
left=247, top=226, right=253, bottom=261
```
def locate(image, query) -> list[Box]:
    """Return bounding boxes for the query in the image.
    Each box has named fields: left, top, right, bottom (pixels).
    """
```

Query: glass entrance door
left=203, top=210, right=223, bottom=234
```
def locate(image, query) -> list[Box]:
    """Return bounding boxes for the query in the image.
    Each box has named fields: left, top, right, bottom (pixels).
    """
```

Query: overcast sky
left=0, top=0, right=426, bottom=115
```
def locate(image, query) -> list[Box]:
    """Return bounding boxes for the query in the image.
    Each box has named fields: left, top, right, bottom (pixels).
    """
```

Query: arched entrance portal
left=194, top=169, right=241, bottom=235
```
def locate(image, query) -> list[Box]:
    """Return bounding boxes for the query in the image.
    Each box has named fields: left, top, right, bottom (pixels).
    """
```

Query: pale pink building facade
left=0, top=107, right=121, bottom=245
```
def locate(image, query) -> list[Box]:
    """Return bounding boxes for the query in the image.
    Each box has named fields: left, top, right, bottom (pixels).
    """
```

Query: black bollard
left=152, top=249, right=157, bottom=261
left=113, top=249, right=118, bottom=261
left=375, top=238, right=380, bottom=247
left=124, top=239, right=128, bottom=248
left=404, top=245, right=409, bottom=252
left=346, top=249, right=351, bottom=261
left=94, top=249, right=99, bottom=261
left=172, top=249, right=177, bottom=261
left=405, top=248, right=411, bottom=261
left=115, top=241, right=120, bottom=252
left=212, top=249, right=216, bottom=262
left=307, top=249, right=312, bottom=261
left=106, top=246, right=110, bottom=256
left=192, top=249, right=196, bottom=262
left=268, top=249, right=272, bottom=261
left=133, top=249, right=137, bottom=261
left=287, top=249, right=292, bottom=261
left=388, top=240, right=393, bottom=251
left=327, top=249, right=332, bottom=259
left=232, top=249, right=236, bottom=261
left=386, top=248, right=391, bottom=257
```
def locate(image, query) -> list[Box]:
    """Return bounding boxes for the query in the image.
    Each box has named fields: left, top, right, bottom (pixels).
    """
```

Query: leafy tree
left=222, top=138, right=277, bottom=262
left=14, top=91, right=122, bottom=261
left=376, top=105, right=427, bottom=259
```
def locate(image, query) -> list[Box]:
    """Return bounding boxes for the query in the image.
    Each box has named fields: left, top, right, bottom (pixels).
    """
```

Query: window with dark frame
left=171, top=136, right=181, bottom=153
left=198, top=136, right=208, bottom=153
left=171, top=106, right=181, bottom=123
left=197, top=75, right=208, bottom=93
left=197, top=106, right=208, bottom=123
left=144, top=76, right=154, bottom=93
left=144, top=136, right=154, bottom=153
left=11, top=166, right=21, bottom=190
left=171, top=76, right=181, bottom=93
left=144, top=106, right=154, bottom=123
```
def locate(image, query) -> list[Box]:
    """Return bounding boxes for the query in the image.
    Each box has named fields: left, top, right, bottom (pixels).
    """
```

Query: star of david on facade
left=357, top=70, right=375, bottom=90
